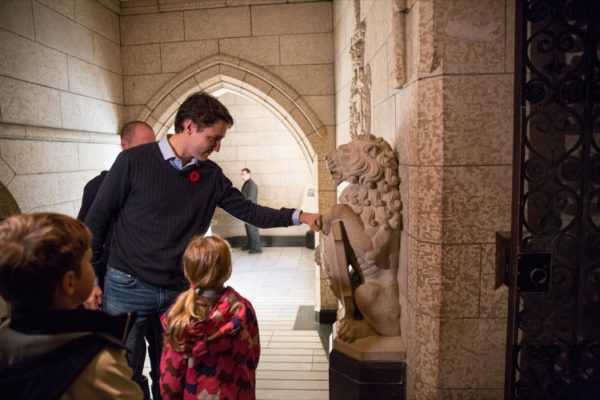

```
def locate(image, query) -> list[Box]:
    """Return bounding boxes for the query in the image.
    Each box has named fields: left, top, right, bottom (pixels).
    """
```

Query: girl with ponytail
left=160, top=236, right=260, bottom=400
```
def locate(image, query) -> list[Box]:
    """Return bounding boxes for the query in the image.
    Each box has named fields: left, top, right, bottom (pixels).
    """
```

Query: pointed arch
left=135, top=53, right=334, bottom=165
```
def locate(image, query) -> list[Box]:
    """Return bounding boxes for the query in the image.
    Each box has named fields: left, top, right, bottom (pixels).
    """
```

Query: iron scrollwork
left=511, top=0, right=600, bottom=398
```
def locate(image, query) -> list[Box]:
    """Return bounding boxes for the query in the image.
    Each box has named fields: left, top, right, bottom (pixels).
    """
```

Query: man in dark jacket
left=241, top=168, right=262, bottom=253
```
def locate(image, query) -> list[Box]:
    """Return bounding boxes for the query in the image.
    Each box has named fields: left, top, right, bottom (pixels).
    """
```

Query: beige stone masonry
left=443, top=74, right=513, bottom=165
left=119, top=0, right=159, bottom=15
left=97, top=0, right=120, bottom=14
left=439, top=318, right=506, bottom=388
left=68, top=57, right=123, bottom=103
left=372, top=95, right=395, bottom=145
left=124, top=73, right=177, bottom=105
left=94, top=34, right=122, bottom=74
left=161, top=40, right=218, bottom=73
left=60, top=92, right=121, bottom=133
left=150, top=93, right=180, bottom=125
left=438, top=0, right=506, bottom=74
left=38, top=0, right=75, bottom=19
left=0, top=30, right=69, bottom=91
left=334, top=49, right=352, bottom=97
left=370, top=43, right=390, bottom=107
left=0, top=123, right=119, bottom=144
left=122, top=44, right=162, bottom=75
left=219, top=36, right=280, bottom=66
left=303, top=96, right=334, bottom=127
left=75, top=0, right=120, bottom=43
left=0, top=139, right=79, bottom=174
left=77, top=142, right=121, bottom=171
left=333, top=0, right=354, bottom=59
left=0, top=77, right=62, bottom=128
left=280, top=33, right=333, bottom=65
left=34, top=1, right=95, bottom=63
left=334, top=81, right=350, bottom=126
left=364, top=0, right=393, bottom=64
left=161, top=0, right=227, bottom=12
left=251, top=2, right=332, bottom=36
left=120, top=12, right=184, bottom=45
left=0, top=0, right=35, bottom=39
left=268, top=65, right=334, bottom=96
left=184, top=6, right=251, bottom=40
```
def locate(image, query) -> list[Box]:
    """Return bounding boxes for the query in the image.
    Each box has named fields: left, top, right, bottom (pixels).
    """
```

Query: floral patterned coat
left=160, top=287, right=260, bottom=400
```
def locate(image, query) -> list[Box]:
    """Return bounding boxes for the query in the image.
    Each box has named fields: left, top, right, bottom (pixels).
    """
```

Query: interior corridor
left=145, top=246, right=330, bottom=400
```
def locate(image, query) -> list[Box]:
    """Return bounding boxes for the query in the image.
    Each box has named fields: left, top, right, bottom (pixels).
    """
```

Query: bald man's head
left=120, top=121, right=155, bottom=150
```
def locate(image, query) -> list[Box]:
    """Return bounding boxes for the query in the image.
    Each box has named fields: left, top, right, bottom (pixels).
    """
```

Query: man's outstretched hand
left=300, top=212, right=322, bottom=232
left=83, top=285, right=103, bottom=310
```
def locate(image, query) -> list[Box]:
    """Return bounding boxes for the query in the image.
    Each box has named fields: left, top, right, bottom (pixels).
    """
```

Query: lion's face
left=325, top=141, right=361, bottom=186
left=325, top=134, right=402, bottom=232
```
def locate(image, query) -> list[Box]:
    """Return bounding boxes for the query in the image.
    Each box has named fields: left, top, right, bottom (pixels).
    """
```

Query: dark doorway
left=506, top=1, right=600, bottom=399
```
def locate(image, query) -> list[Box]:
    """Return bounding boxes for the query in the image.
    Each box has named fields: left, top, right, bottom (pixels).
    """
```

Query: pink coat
left=160, top=287, right=260, bottom=400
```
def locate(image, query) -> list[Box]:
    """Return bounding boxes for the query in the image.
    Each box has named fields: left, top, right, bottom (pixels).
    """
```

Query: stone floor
left=144, top=246, right=330, bottom=400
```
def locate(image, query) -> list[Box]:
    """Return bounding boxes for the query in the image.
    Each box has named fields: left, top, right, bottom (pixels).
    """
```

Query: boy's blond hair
left=0, top=213, right=91, bottom=312
left=164, top=236, right=232, bottom=351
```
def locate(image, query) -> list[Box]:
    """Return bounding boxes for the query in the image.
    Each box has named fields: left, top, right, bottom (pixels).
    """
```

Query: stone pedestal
left=329, top=336, right=406, bottom=400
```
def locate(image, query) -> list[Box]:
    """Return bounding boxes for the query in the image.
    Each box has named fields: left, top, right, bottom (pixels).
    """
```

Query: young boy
left=0, top=212, right=143, bottom=400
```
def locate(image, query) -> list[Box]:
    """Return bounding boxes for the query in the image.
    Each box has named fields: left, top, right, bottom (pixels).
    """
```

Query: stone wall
left=119, top=1, right=334, bottom=140
left=0, top=0, right=122, bottom=215
left=334, top=0, right=513, bottom=398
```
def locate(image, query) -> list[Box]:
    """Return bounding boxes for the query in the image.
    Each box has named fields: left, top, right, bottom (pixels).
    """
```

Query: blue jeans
left=103, top=267, right=187, bottom=399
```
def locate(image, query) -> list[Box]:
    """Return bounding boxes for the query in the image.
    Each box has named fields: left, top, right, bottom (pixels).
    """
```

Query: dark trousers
left=244, top=223, right=261, bottom=251
left=103, top=267, right=186, bottom=400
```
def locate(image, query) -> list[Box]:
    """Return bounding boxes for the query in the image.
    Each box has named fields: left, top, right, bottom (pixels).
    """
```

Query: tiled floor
left=145, top=246, right=330, bottom=400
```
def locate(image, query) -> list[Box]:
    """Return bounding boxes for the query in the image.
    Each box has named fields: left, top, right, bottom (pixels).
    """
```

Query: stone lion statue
left=316, top=134, right=402, bottom=343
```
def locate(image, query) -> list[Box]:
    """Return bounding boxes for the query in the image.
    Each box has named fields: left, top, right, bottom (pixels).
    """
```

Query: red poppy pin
left=188, top=170, right=201, bottom=183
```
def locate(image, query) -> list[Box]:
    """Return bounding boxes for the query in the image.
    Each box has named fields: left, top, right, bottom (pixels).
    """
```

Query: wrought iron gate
left=507, top=0, right=600, bottom=399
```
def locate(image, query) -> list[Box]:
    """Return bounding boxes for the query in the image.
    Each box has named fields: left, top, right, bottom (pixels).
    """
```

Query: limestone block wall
left=119, top=1, right=334, bottom=143
left=0, top=0, right=122, bottom=215
left=334, top=0, right=513, bottom=398
left=208, top=93, right=312, bottom=238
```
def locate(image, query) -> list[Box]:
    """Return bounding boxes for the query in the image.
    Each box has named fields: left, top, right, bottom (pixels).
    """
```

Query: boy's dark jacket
left=0, top=309, right=135, bottom=400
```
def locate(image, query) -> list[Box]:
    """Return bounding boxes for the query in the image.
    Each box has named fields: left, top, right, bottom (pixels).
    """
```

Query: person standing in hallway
left=84, top=92, right=322, bottom=400
left=241, top=168, right=262, bottom=254
left=77, top=120, right=159, bottom=399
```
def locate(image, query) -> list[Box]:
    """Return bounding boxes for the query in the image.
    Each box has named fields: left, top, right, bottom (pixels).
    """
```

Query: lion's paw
left=336, top=319, right=376, bottom=343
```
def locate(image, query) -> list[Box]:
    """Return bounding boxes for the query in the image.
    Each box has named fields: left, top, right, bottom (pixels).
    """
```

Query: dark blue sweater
left=85, top=142, right=295, bottom=288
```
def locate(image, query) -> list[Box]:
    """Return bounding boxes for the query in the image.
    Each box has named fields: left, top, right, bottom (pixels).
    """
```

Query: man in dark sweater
left=84, top=92, right=322, bottom=399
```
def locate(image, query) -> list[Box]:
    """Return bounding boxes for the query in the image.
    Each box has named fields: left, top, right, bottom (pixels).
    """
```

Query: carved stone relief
left=315, top=134, right=404, bottom=360
left=392, top=0, right=408, bottom=88
left=349, top=20, right=371, bottom=138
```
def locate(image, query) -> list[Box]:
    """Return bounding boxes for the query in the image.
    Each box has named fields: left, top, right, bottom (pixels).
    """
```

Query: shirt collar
left=158, top=134, right=198, bottom=171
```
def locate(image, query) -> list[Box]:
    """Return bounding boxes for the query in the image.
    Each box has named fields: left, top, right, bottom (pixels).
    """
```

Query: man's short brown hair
left=0, top=213, right=91, bottom=311
left=174, top=92, right=234, bottom=133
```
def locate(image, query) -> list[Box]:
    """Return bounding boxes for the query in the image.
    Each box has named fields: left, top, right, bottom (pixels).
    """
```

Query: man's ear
left=60, top=270, right=77, bottom=297
left=183, top=119, right=195, bottom=134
